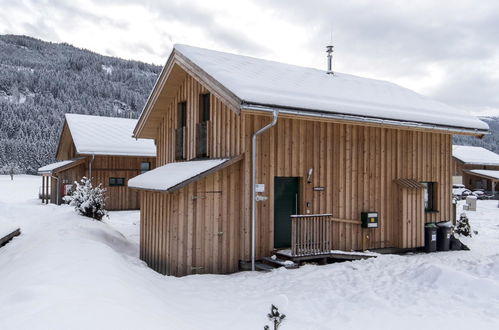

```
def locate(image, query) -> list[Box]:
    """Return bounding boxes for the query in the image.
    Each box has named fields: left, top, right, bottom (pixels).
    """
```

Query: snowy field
left=1, top=175, right=499, bottom=329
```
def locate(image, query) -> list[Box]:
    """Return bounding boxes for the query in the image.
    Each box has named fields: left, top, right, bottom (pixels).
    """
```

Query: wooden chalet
left=38, top=114, right=156, bottom=210
left=129, top=44, right=489, bottom=276
left=452, top=145, right=499, bottom=194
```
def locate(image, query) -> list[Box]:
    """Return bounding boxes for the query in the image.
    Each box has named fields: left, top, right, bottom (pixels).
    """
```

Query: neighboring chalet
left=452, top=145, right=499, bottom=194
left=38, top=114, right=156, bottom=210
left=128, top=44, right=488, bottom=276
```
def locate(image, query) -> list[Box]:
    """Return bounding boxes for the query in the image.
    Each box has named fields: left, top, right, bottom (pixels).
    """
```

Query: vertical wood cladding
left=50, top=156, right=155, bottom=210
left=242, top=114, right=452, bottom=259
left=156, top=74, right=242, bottom=165
left=140, top=162, right=242, bottom=276
left=141, top=67, right=454, bottom=276
left=91, top=156, right=156, bottom=210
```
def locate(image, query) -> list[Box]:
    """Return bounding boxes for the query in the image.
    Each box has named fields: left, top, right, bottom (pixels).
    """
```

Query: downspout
left=251, top=109, right=279, bottom=271
left=50, top=175, right=60, bottom=205
left=88, top=154, right=95, bottom=180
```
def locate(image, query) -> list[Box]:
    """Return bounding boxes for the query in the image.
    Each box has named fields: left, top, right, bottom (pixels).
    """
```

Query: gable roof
left=128, top=156, right=241, bottom=192
left=65, top=114, right=156, bottom=157
left=134, top=44, right=488, bottom=138
left=452, top=145, right=499, bottom=166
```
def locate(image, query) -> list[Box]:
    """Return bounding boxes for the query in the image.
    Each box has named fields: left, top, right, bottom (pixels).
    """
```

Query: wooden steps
left=0, top=228, right=21, bottom=248
left=261, top=256, right=298, bottom=269
left=239, top=257, right=298, bottom=272
left=275, top=249, right=378, bottom=264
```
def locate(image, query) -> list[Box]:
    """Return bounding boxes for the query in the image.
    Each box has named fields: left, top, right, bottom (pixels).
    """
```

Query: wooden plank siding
left=452, top=158, right=499, bottom=190
left=155, top=74, right=242, bottom=164
left=48, top=155, right=155, bottom=210
left=91, top=155, right=156, bottom=210
left=139, top=162, right=242, bottom=276
left=242, top=114, right=453, bottom=259
left=139, top=64, right=454, bottom=276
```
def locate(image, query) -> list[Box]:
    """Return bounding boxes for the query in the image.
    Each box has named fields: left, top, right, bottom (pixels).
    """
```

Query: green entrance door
left=274, top=177, right=300, bottom=249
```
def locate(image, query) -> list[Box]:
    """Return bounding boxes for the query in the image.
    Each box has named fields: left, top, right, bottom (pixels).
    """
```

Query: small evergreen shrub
left=455, top=213, right=473, bottom=237
left=64, top=177, right=108, bottom=220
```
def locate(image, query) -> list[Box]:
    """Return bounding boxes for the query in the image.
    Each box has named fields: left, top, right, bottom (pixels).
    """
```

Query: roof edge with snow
left=128, top=155, right=243, bottom=192
left=38, top=157, right=86, bottom=175
left=134, top=44, right=489, bottom=138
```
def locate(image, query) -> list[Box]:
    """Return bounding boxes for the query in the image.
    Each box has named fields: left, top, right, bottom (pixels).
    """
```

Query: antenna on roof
left=326, top=44, right=334, bottom=75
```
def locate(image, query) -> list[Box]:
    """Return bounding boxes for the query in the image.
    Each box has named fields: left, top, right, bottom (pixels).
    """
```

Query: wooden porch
left=275, top=214, right=377, bottom=264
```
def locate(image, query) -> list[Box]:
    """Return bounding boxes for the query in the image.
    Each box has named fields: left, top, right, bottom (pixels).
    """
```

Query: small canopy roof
left=38, top=158, right=85, bottom=175
left=128, top=156, right=242, bottom=192
left=466, top=169, right=499, bottom=181
left=394, top=178, right=425, bottom=190
left=453, top=145, right=499, bottom=166
left=66, top=114, right=156, bottom=157
left=173, top=44, right=487, bottom=132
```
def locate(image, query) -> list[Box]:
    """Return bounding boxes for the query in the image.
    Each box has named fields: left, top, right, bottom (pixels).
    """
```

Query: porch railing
left=290, top=214, right=364, bottom=256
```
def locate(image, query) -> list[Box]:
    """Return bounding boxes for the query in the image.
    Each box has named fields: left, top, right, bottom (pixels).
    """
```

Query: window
left=178, top=101, right=187, bottom=127
left=140, top=162, right=151, bottom=174
left=421, top=182, right=437, bottom=212
left=109, top=177, right=125, bottom=186
left=197, top=93, right=210, bottom=158
left=176, top=101, right=187, bottom=160
left=199, top=93, right=210, bottom=122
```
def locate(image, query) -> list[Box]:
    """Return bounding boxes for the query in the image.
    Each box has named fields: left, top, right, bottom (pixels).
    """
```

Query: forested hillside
left=0, top=35, right=160, bottom=173
left=453, top=117, right=499, bottom=151
left=0, top=34, right=497, bottom=174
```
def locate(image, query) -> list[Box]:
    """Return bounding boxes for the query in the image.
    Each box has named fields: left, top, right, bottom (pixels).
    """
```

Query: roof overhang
left=241, top=103, right=489, bottom=137
left=394, top=178, right=426, bottom=190
left=128, top=155, right=243, bottom=192
left=464, top=169, right=499, bottom=181
left=38, top=157, right=86, bottom=175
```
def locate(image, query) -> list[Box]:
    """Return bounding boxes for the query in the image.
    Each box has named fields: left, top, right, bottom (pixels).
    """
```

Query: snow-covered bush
left=64, top=177, right=108, bottom=220
left=455, top=213, right=473, bottom=237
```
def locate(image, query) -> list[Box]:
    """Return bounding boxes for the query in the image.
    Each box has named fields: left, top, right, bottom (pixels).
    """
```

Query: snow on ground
left=1, top=175, right=499, bottom=329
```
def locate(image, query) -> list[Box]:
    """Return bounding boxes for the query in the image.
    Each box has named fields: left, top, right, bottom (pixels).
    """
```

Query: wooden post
left=493, top=180, right=496, bottom=200
left=45, top=176, right=49, bottom=204
left=41, top=176, right=45, bottom=204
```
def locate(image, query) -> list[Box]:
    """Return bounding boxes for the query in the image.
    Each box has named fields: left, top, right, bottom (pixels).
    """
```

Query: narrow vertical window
left=421, top=182, right=437, bottom=212
left=197, top=93, right=210, bottom=158
left=176, top=101, right=187, bottom=160
left=140, top=161, right=151, bottom=174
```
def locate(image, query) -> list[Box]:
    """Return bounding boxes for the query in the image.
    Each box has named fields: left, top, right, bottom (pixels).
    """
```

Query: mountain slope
left=453, top=117, right=499, bottom=152
left=0, top=34, right=497, bottom=173
left=0, top=35, right=160, bottom=173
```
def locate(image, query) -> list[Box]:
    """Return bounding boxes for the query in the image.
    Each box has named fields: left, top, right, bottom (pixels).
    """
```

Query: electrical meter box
left=361, top=212, right=379, bottom=228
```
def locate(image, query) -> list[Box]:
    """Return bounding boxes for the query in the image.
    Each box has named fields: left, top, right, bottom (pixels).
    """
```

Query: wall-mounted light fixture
left=307, top=168, right=313, bottom=184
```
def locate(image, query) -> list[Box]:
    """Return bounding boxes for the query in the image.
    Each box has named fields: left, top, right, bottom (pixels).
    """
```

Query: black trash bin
left=424, top=223, right=438, bottom=252
left=436, top=221, right=452, bottom=251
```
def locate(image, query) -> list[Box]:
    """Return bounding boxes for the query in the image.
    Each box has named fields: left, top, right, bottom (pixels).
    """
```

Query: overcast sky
left=1, top=0, right=498, bottom=116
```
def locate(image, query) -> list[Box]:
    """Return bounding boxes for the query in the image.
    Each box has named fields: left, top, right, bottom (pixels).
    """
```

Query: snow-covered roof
left=452, top=145, right=499, bottom=165
left=174, top=44, right=488, bottom=132
left=467, top=169, right=499, bottom=181
left=38, top=158, right=84, bottom=174
left=66, top=114, right=156, bottom=157
left=128, top=158, right=232, bottom=191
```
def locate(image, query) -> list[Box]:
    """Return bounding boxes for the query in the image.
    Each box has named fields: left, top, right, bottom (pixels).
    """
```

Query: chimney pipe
left=326, top=45, right=334, bottom=75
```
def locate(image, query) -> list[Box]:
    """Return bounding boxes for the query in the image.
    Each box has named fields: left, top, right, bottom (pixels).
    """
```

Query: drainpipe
left=50, top=175, right=60, bottom=205
left=251, top=109, right=279, bottom=271
left=88, top=154, right=95, bottom=180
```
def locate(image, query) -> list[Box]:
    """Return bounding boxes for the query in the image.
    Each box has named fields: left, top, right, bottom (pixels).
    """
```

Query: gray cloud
left=1, top=0, right=498, bottom=114
left=256, top=0, right=499, bottom=114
